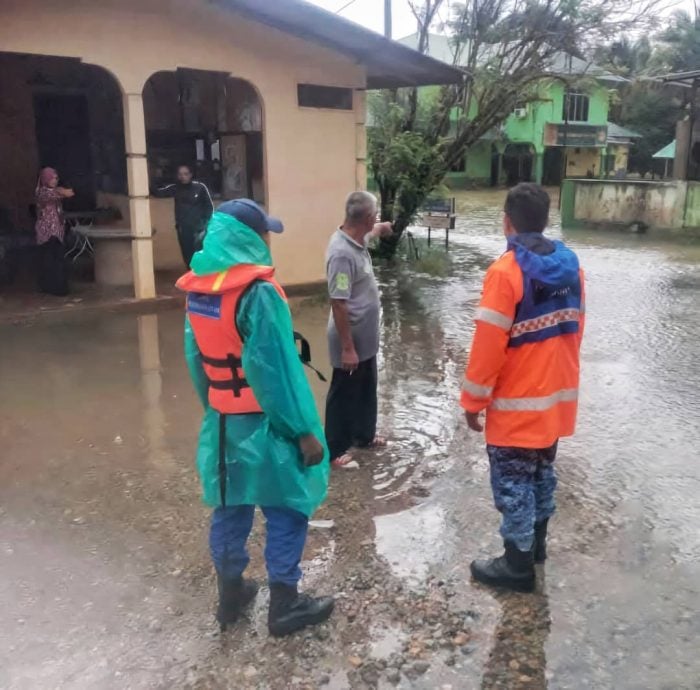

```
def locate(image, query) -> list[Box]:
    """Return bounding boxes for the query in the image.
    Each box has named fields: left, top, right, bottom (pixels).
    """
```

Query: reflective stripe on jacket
left=176, top=265, right=286, bottom=415
left=461, top=250, right=585, bottom=448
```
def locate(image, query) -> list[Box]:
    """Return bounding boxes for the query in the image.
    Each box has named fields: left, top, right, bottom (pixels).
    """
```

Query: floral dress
left=35, top=187, right=65, bottom=245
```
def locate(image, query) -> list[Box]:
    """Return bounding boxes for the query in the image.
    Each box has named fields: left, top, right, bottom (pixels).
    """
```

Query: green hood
left=190, top=211, right=272, bottom=275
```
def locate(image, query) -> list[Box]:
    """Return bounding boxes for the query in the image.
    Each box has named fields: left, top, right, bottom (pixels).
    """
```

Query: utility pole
left=384, top=0, right=392, bottom=39
left=559, top=54, right=572, bottom=208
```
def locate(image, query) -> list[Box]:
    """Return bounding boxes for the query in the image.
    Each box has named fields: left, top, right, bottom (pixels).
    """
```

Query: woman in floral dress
left=35, top=167, right=74, bottom=295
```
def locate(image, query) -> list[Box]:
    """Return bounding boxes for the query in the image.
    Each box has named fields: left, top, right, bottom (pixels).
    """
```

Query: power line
left=335, top=0, right=359, bottom=13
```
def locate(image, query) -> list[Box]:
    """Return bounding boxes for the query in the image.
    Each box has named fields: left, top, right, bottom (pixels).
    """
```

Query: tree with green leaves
left=594, top=36, right=652, bottom=77
left=370, top=0, right=662, bottom=258
left=594, top=11, right=696, bottom=177
left=653, top=10, right=700, bottom=73
left=619, top=84, right=679, bottom=176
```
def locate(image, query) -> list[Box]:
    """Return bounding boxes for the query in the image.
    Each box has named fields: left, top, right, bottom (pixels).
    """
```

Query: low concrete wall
left=561, top=179, right=698, bottom=230
left=685, top=182, right=700, bottom=228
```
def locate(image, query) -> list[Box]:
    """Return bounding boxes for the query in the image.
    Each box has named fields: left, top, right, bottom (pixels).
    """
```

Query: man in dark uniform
left=153, top=164, right=214, bottom=267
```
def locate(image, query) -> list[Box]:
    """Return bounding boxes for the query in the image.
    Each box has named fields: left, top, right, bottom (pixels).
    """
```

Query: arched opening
left=0, top=52, right=126, bottom=290
left=142, top=68, right=265, bottom=272
left=142, top=69, right=264, bottom=203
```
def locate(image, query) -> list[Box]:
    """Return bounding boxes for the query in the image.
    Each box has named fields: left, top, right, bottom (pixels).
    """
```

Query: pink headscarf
left=36, top=167, right=58, bottom=192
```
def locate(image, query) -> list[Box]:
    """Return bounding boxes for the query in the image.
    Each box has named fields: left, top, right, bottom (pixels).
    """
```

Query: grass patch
left=400, top=233, right=451, bottom=277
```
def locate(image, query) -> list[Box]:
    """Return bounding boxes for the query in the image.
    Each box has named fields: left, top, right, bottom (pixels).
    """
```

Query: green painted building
left=398, top=34, right=629, bottom=187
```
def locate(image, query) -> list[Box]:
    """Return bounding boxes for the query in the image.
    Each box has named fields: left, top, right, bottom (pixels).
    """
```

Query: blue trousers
left=209, top=505, right=308, bottom=586
left=487, top=443, right=558, bottom=551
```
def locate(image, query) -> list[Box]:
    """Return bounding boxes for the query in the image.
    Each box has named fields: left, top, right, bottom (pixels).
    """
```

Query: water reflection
left=136, top=314, right=172, bottom=469
left=374, top=502, right=448, bottom=583
left=373, top=267, right=457, bottom=505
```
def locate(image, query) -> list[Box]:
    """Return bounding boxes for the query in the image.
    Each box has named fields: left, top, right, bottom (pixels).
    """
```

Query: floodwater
left=1, top=189, right=700, bottom=689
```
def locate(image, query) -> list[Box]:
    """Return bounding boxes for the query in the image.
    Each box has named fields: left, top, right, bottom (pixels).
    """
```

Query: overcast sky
left=309, top=0, right=697, bottom=41
left=309, top=0, right=420, bottom=39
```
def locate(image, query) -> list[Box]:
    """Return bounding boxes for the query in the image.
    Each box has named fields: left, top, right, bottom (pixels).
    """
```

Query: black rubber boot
left=268, top=583, right=334, bottom=637
left=534, top=519, right=549, bottom=564
left=470, top=541, right=536, bottom=593
left=216, top=575, right=259, bottom=631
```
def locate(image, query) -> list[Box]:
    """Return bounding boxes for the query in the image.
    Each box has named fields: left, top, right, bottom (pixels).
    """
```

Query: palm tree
left=653, top=10, right=700, bottom=73
left=595, top=36, right=652, bottom=76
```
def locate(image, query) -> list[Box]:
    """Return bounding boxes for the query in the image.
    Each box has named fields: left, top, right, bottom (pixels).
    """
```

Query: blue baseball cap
left=217, top=198, right=284, bottom=234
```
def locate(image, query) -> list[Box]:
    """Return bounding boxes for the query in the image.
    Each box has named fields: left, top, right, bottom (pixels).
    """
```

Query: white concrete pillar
left=355, top=89, right=368, bottom=190
left=123, top=92, right=156, bottom=299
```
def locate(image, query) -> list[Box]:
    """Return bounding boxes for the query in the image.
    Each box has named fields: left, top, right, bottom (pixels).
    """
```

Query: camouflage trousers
left=487, top=443, right=558, bottom=551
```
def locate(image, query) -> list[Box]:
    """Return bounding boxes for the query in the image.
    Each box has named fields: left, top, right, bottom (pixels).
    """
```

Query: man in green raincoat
left=177, top=199, right=333, bottom=637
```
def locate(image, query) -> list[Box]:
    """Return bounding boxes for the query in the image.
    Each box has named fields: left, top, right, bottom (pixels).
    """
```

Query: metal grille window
left=297, top=84, right=353, bottom=110
left=563, top=93, right=590, bottom=122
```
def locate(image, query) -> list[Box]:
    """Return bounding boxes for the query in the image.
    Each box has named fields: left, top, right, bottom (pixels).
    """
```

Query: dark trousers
left=209, top=505, right=308, bottom=586
left=487, top=443, right=558, bottom=551
left=176, top=223, right=205, bottom=268
left=325, top=356, right=377, bottom=460
left=37, top=237, right=68, bottom=296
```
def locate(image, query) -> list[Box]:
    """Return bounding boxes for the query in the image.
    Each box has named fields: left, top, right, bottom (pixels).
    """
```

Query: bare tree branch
left=369, top=0, right=668, bottom=256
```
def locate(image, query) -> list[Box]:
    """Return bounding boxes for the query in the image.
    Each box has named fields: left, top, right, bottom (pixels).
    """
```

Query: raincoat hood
left=190, top=211, right=272, bottom=276
left=508, top=232, right=579, bottom=286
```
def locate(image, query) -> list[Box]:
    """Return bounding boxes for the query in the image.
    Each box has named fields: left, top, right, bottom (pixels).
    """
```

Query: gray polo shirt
left=326, top=228, right=380, bottom=369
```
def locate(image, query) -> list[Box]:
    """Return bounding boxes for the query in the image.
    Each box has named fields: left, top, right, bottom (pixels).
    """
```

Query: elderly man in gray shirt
left=325, top=191, right=393, bottom=468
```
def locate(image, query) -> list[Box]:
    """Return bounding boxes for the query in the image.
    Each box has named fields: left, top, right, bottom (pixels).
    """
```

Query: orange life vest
left=176, top=264, right=286, bottom=415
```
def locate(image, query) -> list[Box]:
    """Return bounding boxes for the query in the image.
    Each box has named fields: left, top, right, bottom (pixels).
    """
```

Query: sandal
left=331, top=454, right=360, bottom=470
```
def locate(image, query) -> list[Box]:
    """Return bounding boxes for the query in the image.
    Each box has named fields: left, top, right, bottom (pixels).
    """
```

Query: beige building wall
left=0, top=0, right=367, bottom=287
left=566, top=148, right=604, bottom=178
left=97, top=193, right=193, bottom=272
left=610, top=144, right=630, bottom=173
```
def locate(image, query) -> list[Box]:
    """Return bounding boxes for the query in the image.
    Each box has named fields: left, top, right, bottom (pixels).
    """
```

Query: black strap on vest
left=293, top=332, right=327, bottom=382
left=208, top=378, right=250, bottom=391
left=202, top=334, right=326, bottom=390
left=227, top=353, right=243, bottom=398
left=201, top=352, right=250, bottom=397
left=200, top=353, right=242, bottom=368
left=218, top=413, right=227, bottom=507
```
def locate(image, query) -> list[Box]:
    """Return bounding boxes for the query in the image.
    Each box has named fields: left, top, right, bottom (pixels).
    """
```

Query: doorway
left=543, top=147, right=564, bottom=186
left=34, top=93, right=95, bottom=210
left=502, top=144, right=534, bottom=186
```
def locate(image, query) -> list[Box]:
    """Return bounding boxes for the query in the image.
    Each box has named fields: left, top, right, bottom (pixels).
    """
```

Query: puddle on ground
left=374, top=503, right=448, bottom=585
left=2, top=189, right=700, bottom=688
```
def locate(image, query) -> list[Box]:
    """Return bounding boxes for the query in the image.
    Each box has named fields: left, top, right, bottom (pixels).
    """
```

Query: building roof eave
left=218, top=0, right=465, bottom=88
left=607, top=122, right=642, bottom=141
left=659, top=70, right=700, bottom=83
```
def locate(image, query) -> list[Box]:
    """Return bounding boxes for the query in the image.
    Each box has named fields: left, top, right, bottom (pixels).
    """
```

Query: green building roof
left=607, top=122, right=642, bottom=142
left=653, top=140, right=676, bottom=159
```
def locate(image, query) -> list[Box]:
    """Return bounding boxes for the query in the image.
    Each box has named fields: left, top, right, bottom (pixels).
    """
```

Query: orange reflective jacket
left=461, top=244, right=585, bottom=449
left=176, top=265, right=286, bottom=415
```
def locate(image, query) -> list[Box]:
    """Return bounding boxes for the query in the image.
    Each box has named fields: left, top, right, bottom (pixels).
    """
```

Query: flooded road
left=2, top=189, right=700, bottom=689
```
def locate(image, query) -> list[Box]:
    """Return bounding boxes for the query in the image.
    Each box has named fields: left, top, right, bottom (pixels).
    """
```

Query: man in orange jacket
left=461, top=183, right=584, bottom=592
